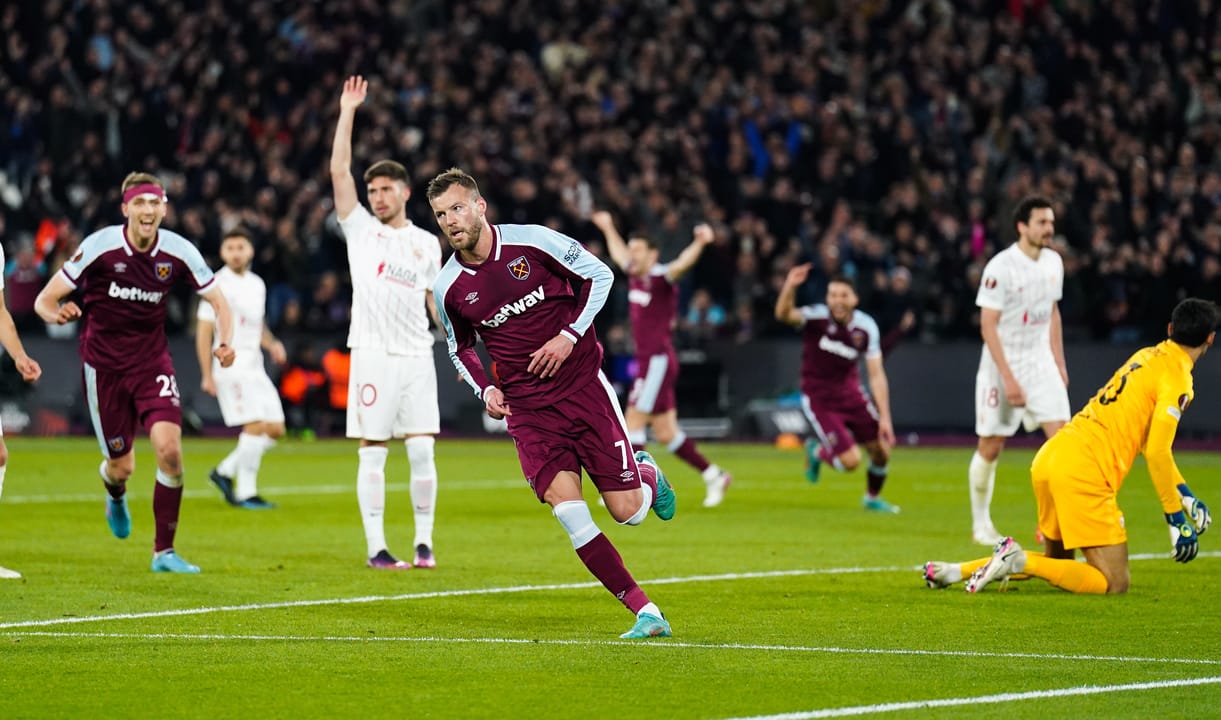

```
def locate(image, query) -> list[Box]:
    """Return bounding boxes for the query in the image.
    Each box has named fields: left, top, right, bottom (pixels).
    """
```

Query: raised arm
left=775, top=263, right=812, bottom=327
left=330, top=75, right=367, bottom=221
left=664, top=223, right=715, bottom=282
left=590, top=210, right=630, bottom=271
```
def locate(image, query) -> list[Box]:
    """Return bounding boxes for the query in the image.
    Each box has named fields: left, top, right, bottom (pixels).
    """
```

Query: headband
left=122, top=184, right=167, bottom=204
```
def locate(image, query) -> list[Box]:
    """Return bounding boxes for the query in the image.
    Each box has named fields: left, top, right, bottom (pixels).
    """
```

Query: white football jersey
left=339, top=204, right=441, bottom=356
left=197, top=266, right=266, bottom=369
left=975, top=243, right=1063, bottom=377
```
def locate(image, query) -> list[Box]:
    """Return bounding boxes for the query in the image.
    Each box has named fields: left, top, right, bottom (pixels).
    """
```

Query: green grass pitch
left=1, top=437, right=1218, bottom=719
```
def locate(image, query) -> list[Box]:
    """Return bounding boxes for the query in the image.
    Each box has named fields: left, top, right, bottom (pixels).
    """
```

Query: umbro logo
left=465, top=291, right=479, bottom=304
left=114, top=262, right=127, bottom=273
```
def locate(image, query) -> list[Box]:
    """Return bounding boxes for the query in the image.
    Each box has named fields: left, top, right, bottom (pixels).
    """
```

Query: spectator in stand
left=0, top=0, right=1218, bottom=349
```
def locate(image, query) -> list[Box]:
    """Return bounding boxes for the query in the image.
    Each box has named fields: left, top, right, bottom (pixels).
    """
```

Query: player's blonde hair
left=426, top=167, right=481, bottom=201
left=121, top=172, right=163, bottom=194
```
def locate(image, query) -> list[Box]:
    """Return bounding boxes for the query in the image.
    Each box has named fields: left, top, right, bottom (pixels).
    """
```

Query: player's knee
left=976, top=437, right=1004, bottom=461
left=0, top=442, right=9, bottom=467
left=1105, top=575, right=1129, bottom=594
left=604, top=489, right=645, bottom=524
left=107, top=458, right=134, bottom=482
left=265, top=423, right=286, bottom=439
left=839, top=451, right=862, bottom=471
left=405, top=435, right=435, bottom=469
left=155, top=447, right=183, bottom=475
left=552, top=500, right=600, bottom=549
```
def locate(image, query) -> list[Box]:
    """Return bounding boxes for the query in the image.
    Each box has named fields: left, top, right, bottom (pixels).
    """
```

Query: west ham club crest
left=507, top=256, right=531, bottom=280
left=155, top=262, right=173, bottom=281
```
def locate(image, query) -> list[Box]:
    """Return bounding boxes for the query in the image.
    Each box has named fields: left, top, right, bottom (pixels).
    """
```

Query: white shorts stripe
left=633, top=353, right=669, bottom=414
left=82, top=363, right=108, bottom=457
left=799, top=394, right=831, bottom=447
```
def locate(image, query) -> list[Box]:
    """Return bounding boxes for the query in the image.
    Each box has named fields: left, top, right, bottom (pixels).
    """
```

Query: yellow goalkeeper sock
left=958, top=556, right=990, bottom=578
left=1022, top=552, right=1108, bottom=594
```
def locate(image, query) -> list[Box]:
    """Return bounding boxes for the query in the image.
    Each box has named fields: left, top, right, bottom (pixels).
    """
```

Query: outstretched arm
left=775, top=263, right=812, bottom=327
left=590, top=210, right=631, bottom=271
left=330, top=75, right=367, bottom=221
left=664, top=223, right=714, bottom=282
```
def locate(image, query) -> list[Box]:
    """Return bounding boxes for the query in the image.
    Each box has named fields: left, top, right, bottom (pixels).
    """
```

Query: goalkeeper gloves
left=1166, top=511, right=1199, bottom=563
left=1177, top=483, right=1211, bottom=535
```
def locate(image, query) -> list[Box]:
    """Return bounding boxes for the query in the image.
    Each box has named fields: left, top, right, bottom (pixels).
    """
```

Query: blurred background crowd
left=2, top=0, right=1220, bottom=363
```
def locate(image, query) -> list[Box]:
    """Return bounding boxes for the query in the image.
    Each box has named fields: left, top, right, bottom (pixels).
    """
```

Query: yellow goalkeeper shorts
left=1031, top=433, right=1127, bottom=551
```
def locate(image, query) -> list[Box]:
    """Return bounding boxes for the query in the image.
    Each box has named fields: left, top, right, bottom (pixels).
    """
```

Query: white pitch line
left=3, top=631, right=1219, bottom=669
left=720, top=676, right=1221, bottom=719
left=2, top=553, right=1218, bottom=631
left=0, top=567, right=910, bottom=630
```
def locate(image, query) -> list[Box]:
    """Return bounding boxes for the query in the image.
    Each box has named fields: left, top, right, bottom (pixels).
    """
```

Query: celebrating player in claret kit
left=775, top=266, right=900, bottom=513
left=34, top=172, right=235, bottom=574
left=331, top=75, right=444, bottom=570
left=591, top=211, right=733, bottom=508
left=430, top=167, right=676, bottom=639
left=196, top=228, right=287, bottom=510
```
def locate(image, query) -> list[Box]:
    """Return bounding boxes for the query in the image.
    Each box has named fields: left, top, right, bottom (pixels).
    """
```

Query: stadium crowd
left=2, top=0, right=1220, bottom=357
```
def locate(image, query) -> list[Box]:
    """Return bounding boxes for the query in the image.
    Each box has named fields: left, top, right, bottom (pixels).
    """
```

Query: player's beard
left=1025, top=232, right=1052, bottom=249
left=374, top=202, right=406, bottom=224
left=830, top=307, right=853, bottom=324
left=448, top=219, right=483, bottom=253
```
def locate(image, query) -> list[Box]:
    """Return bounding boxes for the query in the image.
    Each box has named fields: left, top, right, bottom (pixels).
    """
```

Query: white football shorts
left=974, top=357, right=1070, bottom=437
left=215, top=366, right=286, bottom=427
left=346, top=347, right=439, bottom=440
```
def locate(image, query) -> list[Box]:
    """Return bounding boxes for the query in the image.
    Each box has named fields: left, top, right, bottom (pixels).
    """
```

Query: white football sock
left=357, top=446, right=389, bottom=557
left=156, top=468, right=183, bottom=488
left=216, top=445, right=240, bottom=479
left=969, top=451, right=998, bottom=528
left=234, top=432, right=266, bottom=501
left=618, top=483, right=653, bottom=526
left=638, top=602, right=661, bottom=618
left=0, top=464, right=6, bottom=498
left=627, top=428, right=647, bottom=447
left=406, top=436, right=437, bottom=548
left=701, top=463, right=723, bottom=483
left=553, top=500, right=600, bottom=549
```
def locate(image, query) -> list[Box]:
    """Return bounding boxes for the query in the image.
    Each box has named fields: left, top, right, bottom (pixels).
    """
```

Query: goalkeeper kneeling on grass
left=924, top=298, right=1218, bottom=594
